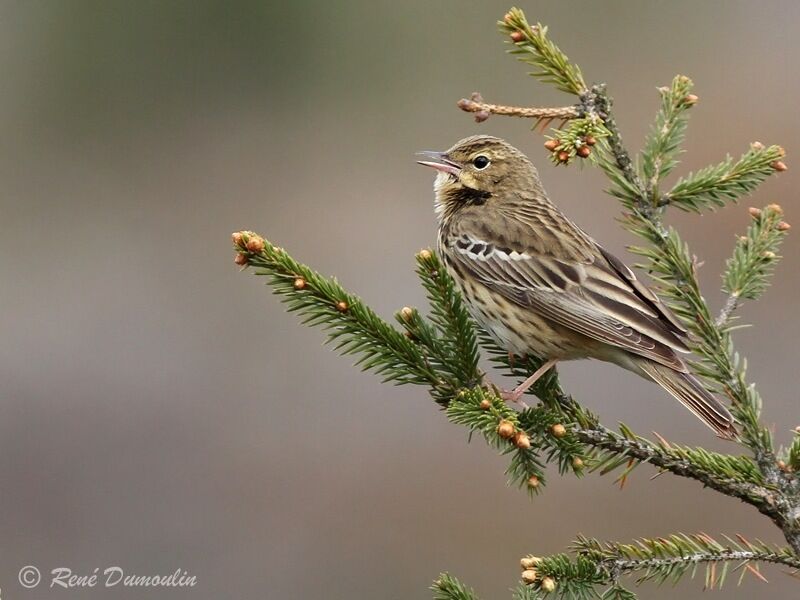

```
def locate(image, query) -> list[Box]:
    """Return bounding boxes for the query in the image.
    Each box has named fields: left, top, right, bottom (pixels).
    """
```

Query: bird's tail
left=638, top=361, right=737, bottom=440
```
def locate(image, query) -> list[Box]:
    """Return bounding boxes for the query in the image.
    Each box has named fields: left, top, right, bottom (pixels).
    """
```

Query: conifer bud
left=551, top=423, right=567, bottom=438
left=474, top=110, right=491, bottom=123
left=510, top=31, right=525, bottom=42
left=584, top=135, right=597, bottom=146
left=540, top=577, right=556, bottom=592
left=544, top=139, right=559, bottom=152
left=503, top=12, right=514, bottom=24
left=762, top=251, right=776, bottom=260
left=684, top=94, right=699, bottom=106
left=336, top=301, right=349, bottom=312
left=457, top=98, right=476, bottom=111
left=479, top=398, right=492, bottom=410
left=777, top=460, right=787, bottom=470
left=520, top=556, right=541, bottom=570
left=418, top=249, right=432, bottom=260
left=739, top=236, right=748, bottom=243
left=572, top=457, right=584, bottom=470
left=772, top=160, right=788, bottom=172
left=514, top=432, right=532, bottom=450
left=231, top=231, right=244, bottom=247
left=748, top=207, right=762, bottom=218
left=767, top=203, right=783, bottom=215
left=521, top=569, right=537, bottom=584
left=557, top=150, right=570, bottom=163
left=751, top=141, right=765, bottom=151
left=497, top=420, right=515, bottom=439
left=527, top=475, right=540, bottom=489
left=293, top=277, right=307, bottom=290
left=234, top=253, right=248, bottom=266
left=577, top=145, right=591, bottom=158
left=778, top=221, right=791, bottom=231
left=400, top=306, right=414, bottom=322
left=246, top=236, right=265, bottom=253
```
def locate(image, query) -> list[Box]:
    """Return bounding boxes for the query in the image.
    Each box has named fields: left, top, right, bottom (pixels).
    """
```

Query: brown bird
left=418, top=135, right=736, bottom=439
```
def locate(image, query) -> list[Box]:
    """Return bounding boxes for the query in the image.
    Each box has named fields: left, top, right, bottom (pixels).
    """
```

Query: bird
left=417, top=134, right=736, bottom=439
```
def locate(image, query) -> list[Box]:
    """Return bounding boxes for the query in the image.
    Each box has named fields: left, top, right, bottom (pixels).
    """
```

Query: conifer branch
left=509, top=533, right=800, bottom=598
left=237, top=7, right=799, bottom=599
left=498, top=8, right=586, bottom=96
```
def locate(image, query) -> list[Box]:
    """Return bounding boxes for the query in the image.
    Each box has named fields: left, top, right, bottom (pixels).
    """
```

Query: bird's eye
left=472, top=155, right=490, bottom=170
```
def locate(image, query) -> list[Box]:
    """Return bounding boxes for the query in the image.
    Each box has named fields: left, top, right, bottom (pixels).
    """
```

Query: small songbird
left=418, top=135, right=736, bottom=439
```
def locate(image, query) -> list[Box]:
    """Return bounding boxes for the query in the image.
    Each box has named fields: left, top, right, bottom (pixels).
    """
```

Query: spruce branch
left=432, top=573, right=481, bottom=600
left=494, top=534, right=800, bottom=599
left=640, top=75, right=696, bottom=201
left=237, top=7, right=800, bottom=599
left=718, top=204, right=790, bottom=326
left=499, top=8, right=587, bottom=96
left=662, top=143, right=786, bottom=212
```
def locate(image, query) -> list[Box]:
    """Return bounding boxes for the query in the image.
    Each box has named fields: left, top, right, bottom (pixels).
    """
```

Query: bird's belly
left=453, top=274, right=588, bottom=360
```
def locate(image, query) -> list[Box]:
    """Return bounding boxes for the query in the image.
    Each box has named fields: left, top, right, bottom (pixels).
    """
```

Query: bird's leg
left=500, top=359, right=558, bottom=405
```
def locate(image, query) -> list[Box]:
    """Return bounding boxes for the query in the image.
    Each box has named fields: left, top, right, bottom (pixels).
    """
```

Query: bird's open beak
left=416, top=151, right=461, bottom=176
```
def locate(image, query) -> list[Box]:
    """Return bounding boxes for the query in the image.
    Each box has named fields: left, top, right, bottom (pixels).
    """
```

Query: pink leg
left=501, top=359, right=558, bottom=405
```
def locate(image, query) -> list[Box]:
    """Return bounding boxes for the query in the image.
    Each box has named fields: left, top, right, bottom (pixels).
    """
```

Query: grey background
left=0, top=1, right=798, bottom=598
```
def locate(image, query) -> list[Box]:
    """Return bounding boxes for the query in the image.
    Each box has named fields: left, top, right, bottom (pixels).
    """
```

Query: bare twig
left=457, top=92, right=579, bottom=125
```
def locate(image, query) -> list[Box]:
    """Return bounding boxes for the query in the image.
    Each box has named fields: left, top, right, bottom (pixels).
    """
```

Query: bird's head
left=417, top=135, right=542, bottom=219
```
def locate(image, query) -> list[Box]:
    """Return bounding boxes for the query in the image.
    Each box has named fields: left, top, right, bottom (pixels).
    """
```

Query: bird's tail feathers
left=638, top=361, right=737, bottom=440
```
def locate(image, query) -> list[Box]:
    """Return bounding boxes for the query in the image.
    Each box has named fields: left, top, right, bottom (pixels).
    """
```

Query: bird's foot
left=499, top=387, right=530, bottom=409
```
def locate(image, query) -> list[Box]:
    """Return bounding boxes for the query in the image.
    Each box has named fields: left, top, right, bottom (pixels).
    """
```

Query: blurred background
left=0, top=1, right=798, bottom=598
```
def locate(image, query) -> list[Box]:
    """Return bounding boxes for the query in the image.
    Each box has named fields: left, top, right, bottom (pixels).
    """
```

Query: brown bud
left=231, top=231, right=244, bottom=247
left=540, top=577, right=556, bottom=593
left=400, top=306, right=414, bottom=322
left=246, top=237, right=265, bottom=253
left=794, top=426, right=800, bottom=434
left=514, top=432, right=532, bottom=450
left=293, top=277, right=306, bottom=290
left=520, top=556, right=541, bottom=570
left=521, top=569, right=537, bottom=584
left=497, top=420, right=515, bottom=439
left=544, top=139, right=559, bottom=152
left=474, top=110, right=491, bottom=123
left=762, top=251, right=776, bottom=260
left=778, top=146, right=786, bottom=157
left=336, top=301, right=349, bottom=312
left=778, top=221, right=791, bottom=231
left=748, top=207, right=762, bottom=218
left=572, top=457, right=584, bottom=470
left=772, top=160, right=788, bottom=172
left=457, top=98, right=475, bottom=111
left=739, top=236, right=748, bottom=243
left=527, top=475, right=540, bottom=489
left=551, top=423, right=567, bottom=438
left=684, top=94, right=699, bottom=106
left=234, top=253, right=248, bottom=266
left=751, top=141, right=765, bottom=151
left=479, top=398, right=492, bottom=410
left=418, top=249, right=433, bottom=260
left=584, top=135, right=597, bottom=146
left=778, top=460, right=787, bottom=470
left=510, top=30, right=525, bottom=43
left=577, top=145, right=591, bottom=158
left=556, top=150, right=570, bottom=163
left=503, top=12, right=514, bottom=24
left=767, top=203, right=784, bottom=215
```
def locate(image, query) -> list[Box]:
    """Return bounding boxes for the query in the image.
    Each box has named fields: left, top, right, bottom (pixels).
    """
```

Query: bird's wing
left=446, top=216, right=690, bottom=370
